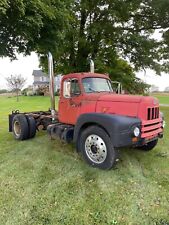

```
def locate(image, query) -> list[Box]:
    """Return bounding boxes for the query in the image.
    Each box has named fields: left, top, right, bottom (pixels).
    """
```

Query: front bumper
left=141, top=118, right=163, bottom=139
left=133, top=132, right=163, bottom=147
left=114, top=129, right=163, bottom=148
left=113, top=118, right=164, bottom=148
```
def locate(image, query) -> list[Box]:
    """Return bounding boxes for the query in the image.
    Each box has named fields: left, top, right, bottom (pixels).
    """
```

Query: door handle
left=70, top=100, right=81, bottom=107
left=70, top=100, right=76, bottom=107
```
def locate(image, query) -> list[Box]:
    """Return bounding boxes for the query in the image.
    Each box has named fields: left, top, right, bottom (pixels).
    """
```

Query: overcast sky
left=0, top=52, right=169, bottom=91
left=0, top=53, right=40, bottom=90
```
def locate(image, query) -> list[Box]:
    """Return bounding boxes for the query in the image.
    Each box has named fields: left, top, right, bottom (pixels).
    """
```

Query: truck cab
left=58, top=73, right=112, bottom=124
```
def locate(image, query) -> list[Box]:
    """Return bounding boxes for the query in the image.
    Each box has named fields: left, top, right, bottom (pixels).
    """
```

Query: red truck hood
left=94, top=93, right=159, bottom=119
left=97, top=93, right=143, bottom=103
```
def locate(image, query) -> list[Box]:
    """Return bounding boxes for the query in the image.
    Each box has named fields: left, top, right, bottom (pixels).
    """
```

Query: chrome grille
left=147, top=107, right=159, bottom=120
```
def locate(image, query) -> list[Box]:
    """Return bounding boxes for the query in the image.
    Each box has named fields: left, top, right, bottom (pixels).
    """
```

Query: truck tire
left=79, top=126, right=118, bottom=170
left=137, top=139, right=158, bottom=151
left=26, top=115, right=36, bottom=139
left=12, top=114, right=29, bottom=140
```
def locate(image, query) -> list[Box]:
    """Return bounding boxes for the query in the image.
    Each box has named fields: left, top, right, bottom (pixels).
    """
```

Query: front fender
left=74, top=113, right=141, bottom=147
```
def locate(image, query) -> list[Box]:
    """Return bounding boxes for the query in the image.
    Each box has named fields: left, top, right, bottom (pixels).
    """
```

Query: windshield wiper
left=88, top=87, right=100, bottom=93
left=99, top=90, right=112, bottom=93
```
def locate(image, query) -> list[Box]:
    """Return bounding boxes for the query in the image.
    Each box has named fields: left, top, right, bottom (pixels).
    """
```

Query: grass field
left=0, top=95, right=169, bottom=225
left=152, top=93, right=169, bottom=105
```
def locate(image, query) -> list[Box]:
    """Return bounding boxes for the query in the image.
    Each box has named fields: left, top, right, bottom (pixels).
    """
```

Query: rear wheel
left=26, top=115, right=36, bottom=139
left=12, top=114, right=29, bottom=140
left=79, top=126, right=118, bottom=170
left=137, top=139, right=158, bottom=151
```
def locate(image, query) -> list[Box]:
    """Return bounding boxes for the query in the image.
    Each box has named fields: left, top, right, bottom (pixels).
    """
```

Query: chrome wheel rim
left=13, top=121, right=21, bottom=137
left=85, top=134, right=107, bottom=164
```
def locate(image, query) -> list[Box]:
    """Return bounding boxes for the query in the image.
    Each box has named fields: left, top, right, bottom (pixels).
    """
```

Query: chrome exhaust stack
left=90, top=59, right=94, bottom=73
left=48, top=52, right=56, bottom=120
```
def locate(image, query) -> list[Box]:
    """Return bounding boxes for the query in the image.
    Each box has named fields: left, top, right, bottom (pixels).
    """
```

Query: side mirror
left=111, top=81, right=123, bottom=94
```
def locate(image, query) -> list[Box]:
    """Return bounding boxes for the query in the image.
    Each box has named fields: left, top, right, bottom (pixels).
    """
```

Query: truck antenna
left=48, top=52, right=56, bottom=121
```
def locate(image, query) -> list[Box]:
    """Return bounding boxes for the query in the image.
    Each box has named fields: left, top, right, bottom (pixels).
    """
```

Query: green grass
left=152, top=93, right=169, bottom=105
left=0, top=96, right=169, bottom=225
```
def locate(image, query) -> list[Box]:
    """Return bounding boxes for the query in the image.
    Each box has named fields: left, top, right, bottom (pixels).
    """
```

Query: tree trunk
left=76, top=9, right=90, bottom=72
left=16, top=90, right=19, bottom=102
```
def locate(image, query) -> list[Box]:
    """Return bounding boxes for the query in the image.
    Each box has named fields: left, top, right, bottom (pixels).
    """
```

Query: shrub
left=0, top=89, right=8, bottom=94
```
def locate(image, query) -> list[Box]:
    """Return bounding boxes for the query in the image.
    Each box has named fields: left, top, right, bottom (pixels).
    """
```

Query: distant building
left=32, top=70, right=62, bottom=92
left=55, top=74, right=63, bottom=92
left=32, top=70, right=49, bottom=90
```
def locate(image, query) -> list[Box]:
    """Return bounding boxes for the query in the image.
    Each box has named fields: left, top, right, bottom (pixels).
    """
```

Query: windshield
left=82, top=77, right=113, bottom=93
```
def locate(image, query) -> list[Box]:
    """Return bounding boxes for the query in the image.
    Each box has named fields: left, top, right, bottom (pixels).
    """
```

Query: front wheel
left=79, top=126, right=118, bottom=170
left=137, top=139, right=158, bottom=151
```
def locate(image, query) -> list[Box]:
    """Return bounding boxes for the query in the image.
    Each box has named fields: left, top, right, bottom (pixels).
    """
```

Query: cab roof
left=63, top=72, right=109, bottom=80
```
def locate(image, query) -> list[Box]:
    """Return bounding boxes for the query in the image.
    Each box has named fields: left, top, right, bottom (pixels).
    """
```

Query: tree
left=0, top=89, right=8, bottom=94
left=1, top=1, right=169, bottom=94
left=6, top=75, right=26, bottom=101
left=0, top=0, right=71, bottom=59
left=0, top=1, right=169, bottom=72
left=38, top=0, right=169, bottom=94
left=38, top=0, right=169, bottom=75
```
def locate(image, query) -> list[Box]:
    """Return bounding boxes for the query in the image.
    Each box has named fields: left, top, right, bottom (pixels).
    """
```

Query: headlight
left=133, top=127, right=140, bottom=137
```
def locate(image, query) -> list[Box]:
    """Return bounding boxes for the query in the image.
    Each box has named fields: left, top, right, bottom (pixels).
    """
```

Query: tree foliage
left=96, top=58, right=150, bottom=94
left=0, top=89, right=8, bottom=94
left=1, top=0, right=169, bottom=94
left=0, top=0, right=70, bottom=58
left=43, top=0, right=169, bottom=75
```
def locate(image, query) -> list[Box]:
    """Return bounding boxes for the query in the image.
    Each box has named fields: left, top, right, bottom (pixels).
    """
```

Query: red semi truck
left=9, top=53, right=165, bottom=169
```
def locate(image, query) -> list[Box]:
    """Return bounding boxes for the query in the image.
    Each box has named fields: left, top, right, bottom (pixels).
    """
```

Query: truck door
left=59, top=78, right=82, bottom=125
